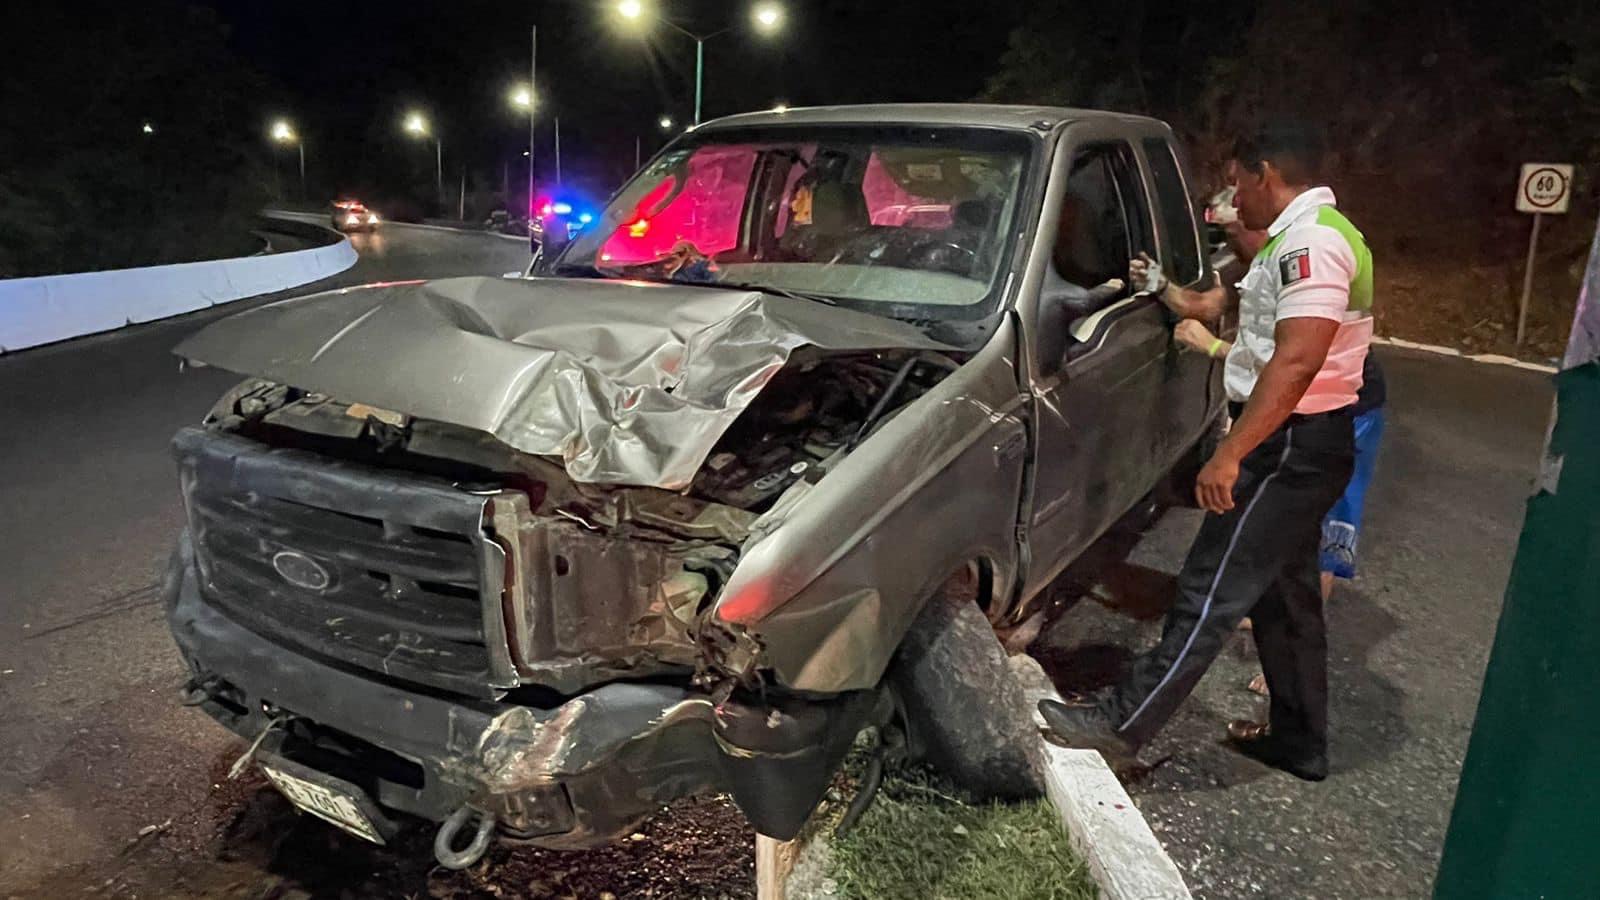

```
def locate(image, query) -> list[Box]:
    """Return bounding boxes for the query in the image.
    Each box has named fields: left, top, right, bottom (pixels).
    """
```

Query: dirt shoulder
left=1374, top=245, right=1583, bottom=365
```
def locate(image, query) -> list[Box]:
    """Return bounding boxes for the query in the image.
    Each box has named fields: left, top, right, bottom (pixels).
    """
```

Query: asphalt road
left=1034, top=347, right=1552, bottom=898
left=0, top=221, right=530, bottom=893
left=0, top=216, right=1553, bottom=898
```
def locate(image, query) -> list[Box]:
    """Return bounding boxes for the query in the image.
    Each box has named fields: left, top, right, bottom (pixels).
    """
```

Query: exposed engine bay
left=214, top=347, right=955, bottom=519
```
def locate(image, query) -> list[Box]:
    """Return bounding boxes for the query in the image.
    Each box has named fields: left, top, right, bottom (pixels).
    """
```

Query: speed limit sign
left=1512, top=162, right=1576, bottom=345
left=1516, top=163, right=1573, bottom=214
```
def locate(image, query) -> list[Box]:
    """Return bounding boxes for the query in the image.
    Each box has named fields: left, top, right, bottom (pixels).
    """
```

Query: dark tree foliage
left=982, top=0, right=1600, bottom=261
left=0, top=2, right=273, bottom=277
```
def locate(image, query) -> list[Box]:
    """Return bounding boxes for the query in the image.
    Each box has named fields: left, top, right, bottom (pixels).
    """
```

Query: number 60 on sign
left=1516, top=163, right=1573, bottom=214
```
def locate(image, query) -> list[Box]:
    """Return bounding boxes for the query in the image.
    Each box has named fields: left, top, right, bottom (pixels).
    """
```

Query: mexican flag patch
left=1280, top=248, right=1312, bottom=285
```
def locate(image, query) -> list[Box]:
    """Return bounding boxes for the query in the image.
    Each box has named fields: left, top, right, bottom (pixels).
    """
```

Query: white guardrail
left=0, top=221, right=357, bottom=354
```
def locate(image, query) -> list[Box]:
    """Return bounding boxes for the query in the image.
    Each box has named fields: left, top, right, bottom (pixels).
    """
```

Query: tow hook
left=433, top=804, right=497, bottom=870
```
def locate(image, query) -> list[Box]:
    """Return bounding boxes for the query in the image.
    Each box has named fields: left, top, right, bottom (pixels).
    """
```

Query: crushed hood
left=175, top=275, right=951, bottom=488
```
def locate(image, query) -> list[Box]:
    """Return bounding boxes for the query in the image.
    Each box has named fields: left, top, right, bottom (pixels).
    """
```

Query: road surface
left=0, top=215, right=1552, bottom=897
left=1033, top=347, right=1551, bottom=898
left=0, top=221, right=530, bottom=893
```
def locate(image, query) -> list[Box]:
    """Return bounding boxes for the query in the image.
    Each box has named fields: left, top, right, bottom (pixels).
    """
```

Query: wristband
left=1206, top=337, right=1225, bottom=358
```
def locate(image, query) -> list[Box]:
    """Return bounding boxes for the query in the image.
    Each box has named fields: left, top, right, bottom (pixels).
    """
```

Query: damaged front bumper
left=166, top=536, right=880, bottom=850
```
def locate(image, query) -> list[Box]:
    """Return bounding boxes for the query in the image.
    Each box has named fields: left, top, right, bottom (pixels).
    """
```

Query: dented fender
left=711, top=317, right=1028, bottom=692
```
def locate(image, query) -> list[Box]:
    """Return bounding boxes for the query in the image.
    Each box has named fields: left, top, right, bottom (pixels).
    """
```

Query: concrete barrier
left=0, top=219, right=356, bottom=354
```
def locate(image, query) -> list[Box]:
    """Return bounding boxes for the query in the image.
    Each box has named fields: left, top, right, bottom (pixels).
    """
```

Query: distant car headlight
left=366, top=214, right=379, bottom=224
left=345, top=213, right=360, bottom=225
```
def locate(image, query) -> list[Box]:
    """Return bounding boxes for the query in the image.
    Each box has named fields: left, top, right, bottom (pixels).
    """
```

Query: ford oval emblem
left=271, top=550, right=331, bottom=592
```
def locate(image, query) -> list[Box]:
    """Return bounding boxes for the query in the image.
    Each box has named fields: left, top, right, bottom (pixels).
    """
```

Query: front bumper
left=166, top=535, right=879, bottom=846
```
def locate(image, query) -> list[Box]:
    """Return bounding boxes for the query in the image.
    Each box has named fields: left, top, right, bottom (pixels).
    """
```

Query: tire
left=887, top=579, right=1043, bottom=800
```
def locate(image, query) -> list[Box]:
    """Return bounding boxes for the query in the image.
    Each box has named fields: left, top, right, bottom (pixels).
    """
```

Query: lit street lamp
left=141, top=122, right=154, bottom=135
left=270, top=119, right=306, bottom=200
left=404, top=111, right=443, bottom=205
left=509, top=81, right=536, bottom=219
left=614, top=1, right=785, bottom=126
left=658, top=115, right=675, bottom=131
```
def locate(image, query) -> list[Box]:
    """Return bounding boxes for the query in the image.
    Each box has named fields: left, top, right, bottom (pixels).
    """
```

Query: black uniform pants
left=1103, top=406, right=1355, bottom=760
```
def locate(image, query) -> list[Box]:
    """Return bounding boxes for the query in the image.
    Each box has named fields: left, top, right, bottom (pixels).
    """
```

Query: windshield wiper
left=711, top=280, right=837, bottom=306
left=549, top=262, right=613, bottom=279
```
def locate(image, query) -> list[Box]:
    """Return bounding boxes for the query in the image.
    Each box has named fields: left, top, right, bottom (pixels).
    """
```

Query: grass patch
left=825, top=768, right=1097, bottom=900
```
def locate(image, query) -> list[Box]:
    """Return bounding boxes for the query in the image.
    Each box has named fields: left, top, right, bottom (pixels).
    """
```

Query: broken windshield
left=551, top=125, right=1036, bottom=319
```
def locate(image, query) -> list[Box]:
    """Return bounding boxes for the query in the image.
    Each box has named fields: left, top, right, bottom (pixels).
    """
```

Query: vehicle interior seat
left=780, top=180, right=870, bottom=263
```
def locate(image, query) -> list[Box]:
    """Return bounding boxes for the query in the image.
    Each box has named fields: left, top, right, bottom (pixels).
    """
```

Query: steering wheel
left=907, top=238, right=979, bottom=274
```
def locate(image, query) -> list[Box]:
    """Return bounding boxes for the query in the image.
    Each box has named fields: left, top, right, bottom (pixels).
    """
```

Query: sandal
left=1246, top=672, right=1269, bottom=696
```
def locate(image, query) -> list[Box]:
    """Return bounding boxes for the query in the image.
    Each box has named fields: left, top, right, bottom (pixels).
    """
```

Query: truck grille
left=172, top=427, right=516, bottom=698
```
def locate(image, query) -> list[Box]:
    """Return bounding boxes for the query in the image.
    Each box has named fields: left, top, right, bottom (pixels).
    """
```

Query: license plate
left=260, top=761, right=386, bottom=845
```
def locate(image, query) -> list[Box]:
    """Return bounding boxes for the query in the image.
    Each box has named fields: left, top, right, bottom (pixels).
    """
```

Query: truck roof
left=697, top=103, right=1164, bottom=133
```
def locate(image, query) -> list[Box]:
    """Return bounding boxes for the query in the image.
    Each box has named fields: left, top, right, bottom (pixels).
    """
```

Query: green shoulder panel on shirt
left=1251, top=207, right=1375, bottom=313
left=1315, top=206, right=1374, bottom=312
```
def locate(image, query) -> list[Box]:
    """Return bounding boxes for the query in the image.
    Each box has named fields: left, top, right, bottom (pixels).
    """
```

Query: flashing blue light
left=578, top=212, right=593, bottom=224
left=551, top=201, right=573, bottom=215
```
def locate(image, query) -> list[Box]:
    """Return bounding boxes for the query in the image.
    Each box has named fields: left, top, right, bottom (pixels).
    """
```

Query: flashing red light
left=540, top=203, right=554, bottom=217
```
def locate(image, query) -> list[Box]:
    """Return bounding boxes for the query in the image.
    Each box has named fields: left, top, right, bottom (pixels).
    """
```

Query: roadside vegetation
left=828, top=767, right=1096, bottom=900
left=1, top=3, right=271, bottom=278
left=777, top=751, right=1096, bottom=900
left=983, top=1, right=1600, bottom=361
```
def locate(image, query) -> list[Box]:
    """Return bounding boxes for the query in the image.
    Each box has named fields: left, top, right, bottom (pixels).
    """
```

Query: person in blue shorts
left=1317, top=353, right=1385, bottom=599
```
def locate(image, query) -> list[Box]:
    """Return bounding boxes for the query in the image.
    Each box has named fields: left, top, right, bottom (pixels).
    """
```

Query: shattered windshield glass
left=552, top=125, right=1035, bottom=318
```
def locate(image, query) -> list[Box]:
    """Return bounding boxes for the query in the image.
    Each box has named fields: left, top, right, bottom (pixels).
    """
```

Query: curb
left=1020, top=666, right=1193, bottom=900
left=411, top=221, right=530, bottom=243
left=1038, top=743, right=1192, bottom=900
left=1374, top=335, right=1558, bottom=374
left=758, top=656, right=1191, bottom=900
left=267, top=210, right=530, bottom=244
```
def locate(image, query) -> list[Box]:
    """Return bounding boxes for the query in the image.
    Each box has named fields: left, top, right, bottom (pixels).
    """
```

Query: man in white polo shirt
left=1040, top=121, right=1370, bottom=782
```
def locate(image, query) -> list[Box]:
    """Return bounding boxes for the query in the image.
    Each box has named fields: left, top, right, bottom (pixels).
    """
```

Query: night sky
left=204, top=0, right=1029, bottom=198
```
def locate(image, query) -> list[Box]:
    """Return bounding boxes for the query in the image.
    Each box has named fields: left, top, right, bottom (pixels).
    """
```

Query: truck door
left=1139, top=137, right=1221, bottom=453
left=1023, top=137, right=1169, bottom=595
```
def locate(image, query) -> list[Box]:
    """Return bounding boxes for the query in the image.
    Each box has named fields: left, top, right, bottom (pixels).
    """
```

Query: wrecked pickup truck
left=165, top=104, right=1223, bottom=867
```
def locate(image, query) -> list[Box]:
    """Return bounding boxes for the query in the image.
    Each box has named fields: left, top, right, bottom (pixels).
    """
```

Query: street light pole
left=270, top=119, right=304, bottom=202
left=694, top=37, right=704, bottom=126
left=529, top=25, right=537, bottom=217
left=434, top=138, right=444, bottom=206
left=403, top=112, right=442, bottom=208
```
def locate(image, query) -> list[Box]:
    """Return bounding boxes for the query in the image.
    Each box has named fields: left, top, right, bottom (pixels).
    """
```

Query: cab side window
left=1142, top=138, right=1204, bottom=286
left=1053, top=142, right=1154, bottom=288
